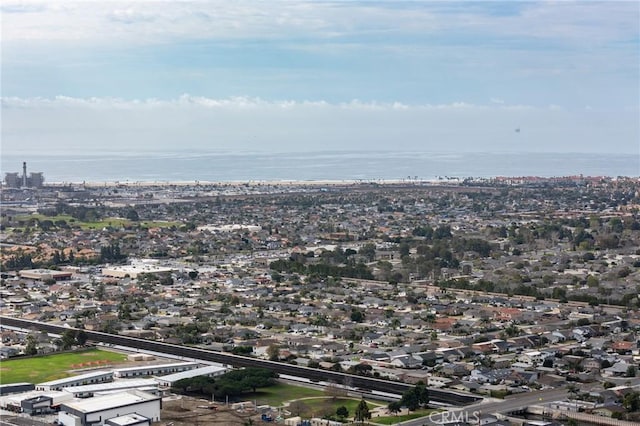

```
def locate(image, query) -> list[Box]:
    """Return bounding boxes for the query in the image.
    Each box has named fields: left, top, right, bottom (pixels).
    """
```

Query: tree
left=567, top=383, right=579, bottom=402
left=359, top=243, right=376, bottom=262
left=348, top=363, right=373, bottom=376
left=75, top=329, right=88, bottom=346
left=415, top=382, right=429, bottom=406
left=126, top=209, right=140, bottom=221
left=61, top=330, right=76, bottom=350
left=325, top=382, right=347, bottom=400
left=94, top=283, right=106, bottom=301
left=623, top=391, right=640, bottom=412
left=288, top=400, right=309, bottom=417
left=354, top=398, right=371, bottom=424
left=350, top=309, right=365, bottom=323
left=336, top=406, right=349, bottom=419
left=388, top=401, right=402, bottom=416
left=330, top=362, right=343, bottom=372
left=626, top=365, right=637, bottom=378
left=400, top=382, right=429, bottom=412
left=401, top=389, right=420, bottom=411
left=266, top=344, right=280, bottom=361
left=24, top=334, right=38, bottom=356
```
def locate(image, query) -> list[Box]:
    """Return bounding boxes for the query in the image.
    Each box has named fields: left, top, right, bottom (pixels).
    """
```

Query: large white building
left=113, top=362, right=200, bottom=378
left=57, top=390, right=161, bottom=426
left=37, top=371, right=113, bottom=391
left=154, top=364, right=228, bottom=388
left=62, top=379, right=159, bottom=398
left=0, top=390, right=72, bottom=413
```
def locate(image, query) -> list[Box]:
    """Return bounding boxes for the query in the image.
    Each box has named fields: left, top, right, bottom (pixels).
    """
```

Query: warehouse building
left=57, top=389, right=161, bottom=426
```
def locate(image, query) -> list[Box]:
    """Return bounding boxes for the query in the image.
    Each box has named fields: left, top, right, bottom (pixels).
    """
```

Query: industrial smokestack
left=22, top=162, right=27, bottom=187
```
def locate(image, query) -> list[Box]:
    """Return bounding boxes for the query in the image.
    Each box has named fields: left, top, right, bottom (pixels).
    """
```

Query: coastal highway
left=0, top=316, right=480, bottom=406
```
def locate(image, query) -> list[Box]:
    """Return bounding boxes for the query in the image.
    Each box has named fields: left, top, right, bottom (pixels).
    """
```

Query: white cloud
left=0, top=95, right=550, bottom=111
left=2, top=95, right=637, bottom=155
left=1, top=0, right=636, bottom=47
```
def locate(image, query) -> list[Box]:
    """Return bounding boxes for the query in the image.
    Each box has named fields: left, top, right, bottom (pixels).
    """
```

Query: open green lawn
left=0, top=349, right=127, bottom=384
left=373, top=408, right=439, bottom=425
left=292, top=397, right=380, bottom=419
left=244, top=383, right=382, bottom=421
left=247, top=383, right=325, bottom=406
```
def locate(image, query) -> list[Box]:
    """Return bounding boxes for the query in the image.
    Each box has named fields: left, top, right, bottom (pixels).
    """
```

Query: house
left=602, top=361, right=632, bottom=377
left=590, top=404, right=627, bottom=418
left=469, top=368, right=512, bottom=384
left=390, top=354, right=423, bottom=369
left=517, top=350, right=553, bottom=367
left=504, top=370, right=538, bottom=386
left=580, top=358, right=602, bottom=372
left=440, top=363, right=470, bottom=377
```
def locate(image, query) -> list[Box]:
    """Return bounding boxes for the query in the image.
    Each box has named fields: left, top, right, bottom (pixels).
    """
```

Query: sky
left=1, top=0, right=639, bottom=155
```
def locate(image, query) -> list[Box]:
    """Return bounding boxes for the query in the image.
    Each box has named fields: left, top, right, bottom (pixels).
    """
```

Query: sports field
left=0, top=349, right=127, bottom=384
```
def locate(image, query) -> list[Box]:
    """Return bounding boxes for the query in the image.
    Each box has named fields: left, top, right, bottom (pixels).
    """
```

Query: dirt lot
left=159, top=396, right=264, bottom=426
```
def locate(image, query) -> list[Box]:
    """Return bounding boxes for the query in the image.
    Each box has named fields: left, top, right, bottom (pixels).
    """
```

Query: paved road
left=398, top=388, right=569, bottom=426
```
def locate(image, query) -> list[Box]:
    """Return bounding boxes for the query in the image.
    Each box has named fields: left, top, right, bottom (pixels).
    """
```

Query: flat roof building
left=101, top=264, right=173, bottom=279
left=0, top=383, right=35, bottom=396
left=18, top=269, right=73, bottom=281
left=154, top=364, right=229, bottom=388
left=58, top=390, right=161, bottom=426
left=37, top=371, right=113, bottom=391
left=113, top=362, right=200, bottom=378
left=105, top=413, right=151, bottom=426
left=62, top=379, right=159, bottom=398
left=0, top=390, right=72, bottom=413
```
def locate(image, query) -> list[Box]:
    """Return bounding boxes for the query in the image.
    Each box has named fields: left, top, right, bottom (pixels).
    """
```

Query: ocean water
left=1, top=151, right=638, bottom=183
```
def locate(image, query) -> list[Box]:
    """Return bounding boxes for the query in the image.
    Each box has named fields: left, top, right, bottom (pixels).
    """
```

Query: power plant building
left=3, top=162, right=45, bottom=188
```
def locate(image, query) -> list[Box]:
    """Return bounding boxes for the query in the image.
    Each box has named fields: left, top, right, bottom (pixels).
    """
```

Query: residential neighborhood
left=1, top=177, right=640, bottom=424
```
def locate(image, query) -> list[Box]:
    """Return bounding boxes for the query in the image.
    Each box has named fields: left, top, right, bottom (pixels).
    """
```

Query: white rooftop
left=38, top=370, right=113, bottom=387
left=63, top=379, right=157, bottom=394
left=62, top=390, right=158, bottom=413
left=106, top=413, right=150, bottom=425
left=0, top=390, right=71, bottom=405
left=155, top=365, right=228, bottom=384
left=114, top=361, right=199, bottom=373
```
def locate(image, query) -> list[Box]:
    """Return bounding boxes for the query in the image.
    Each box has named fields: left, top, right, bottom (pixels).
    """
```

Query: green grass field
left=373, top=408, right=438, bottom=424
left=0, top=349, right=127, bottom=384
left=247, top=383, right=325, bottom=406
left=244, top=383, right=381, bottom=421
left=293, top=397, right=380, bottom=419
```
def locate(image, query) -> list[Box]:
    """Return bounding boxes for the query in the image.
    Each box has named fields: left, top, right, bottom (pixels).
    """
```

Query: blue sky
left=1, top=0, right=639, bottom=155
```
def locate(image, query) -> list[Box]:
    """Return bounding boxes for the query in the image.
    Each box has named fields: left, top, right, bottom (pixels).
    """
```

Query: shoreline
left=41, top=179, right=440, bottom=188
left=30, top=175, right=639, bottom=189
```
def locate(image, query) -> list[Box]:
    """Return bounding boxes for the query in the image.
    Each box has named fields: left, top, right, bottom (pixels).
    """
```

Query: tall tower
left=22, top=162, right=27, bottom=187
